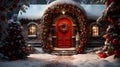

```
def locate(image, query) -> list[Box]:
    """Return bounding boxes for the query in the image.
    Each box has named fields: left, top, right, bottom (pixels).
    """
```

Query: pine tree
left=0, top=21, right=29, bottom=60
left=0, top=0, right=30, bottom=60
left=97, top=0, right=120, bottom=58
left=0, top=0, right=29, bottom=42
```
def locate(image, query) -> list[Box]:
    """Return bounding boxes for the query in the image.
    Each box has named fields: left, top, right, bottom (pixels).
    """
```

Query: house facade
left=18, top=0, right=107, bottom=54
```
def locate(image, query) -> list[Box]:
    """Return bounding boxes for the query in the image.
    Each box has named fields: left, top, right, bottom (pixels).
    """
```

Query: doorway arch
left=41, top=2, right=88, bottom=53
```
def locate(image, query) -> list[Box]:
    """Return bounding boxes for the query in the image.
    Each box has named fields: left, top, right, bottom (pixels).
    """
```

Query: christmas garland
left=41, top=4, right=88, bottom=53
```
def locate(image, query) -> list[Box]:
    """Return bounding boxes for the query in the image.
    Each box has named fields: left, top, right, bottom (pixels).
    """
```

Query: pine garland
left=41, top=4, right=88, bottom=53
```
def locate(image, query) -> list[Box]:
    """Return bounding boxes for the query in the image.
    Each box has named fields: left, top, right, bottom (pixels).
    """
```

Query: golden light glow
left=29, top=25, right=36, bottom=35
left=92, top=26, right=99, bottom=36
left=62, top=10, right=65, bottom=15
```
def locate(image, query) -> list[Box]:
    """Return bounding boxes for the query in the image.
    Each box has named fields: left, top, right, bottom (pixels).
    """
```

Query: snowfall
left=0, top=49, right=120, bottom=67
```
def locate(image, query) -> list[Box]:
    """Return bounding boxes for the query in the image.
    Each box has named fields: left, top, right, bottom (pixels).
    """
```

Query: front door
left=56, top=18, right=72, bottom=48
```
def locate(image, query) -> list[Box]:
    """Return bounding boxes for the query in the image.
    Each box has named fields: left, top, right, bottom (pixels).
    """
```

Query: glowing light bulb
left=62, top=11, right=65, bottom=15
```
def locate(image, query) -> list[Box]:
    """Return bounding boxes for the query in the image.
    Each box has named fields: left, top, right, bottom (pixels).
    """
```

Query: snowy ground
left=0, top=53, right=120, bottom=67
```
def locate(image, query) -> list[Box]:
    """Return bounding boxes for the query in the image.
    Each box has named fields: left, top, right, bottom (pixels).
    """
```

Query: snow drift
left=0, top=54, right=120, bottom=67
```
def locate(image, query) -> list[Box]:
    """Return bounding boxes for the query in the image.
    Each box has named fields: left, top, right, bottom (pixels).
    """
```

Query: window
left=28, top=24, right=37, bottom=37
left=92, top=25, right=99, bottom=37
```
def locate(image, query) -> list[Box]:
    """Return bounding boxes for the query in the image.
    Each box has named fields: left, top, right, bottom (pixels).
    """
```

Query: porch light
left=62, top=10, right=65, bottom=14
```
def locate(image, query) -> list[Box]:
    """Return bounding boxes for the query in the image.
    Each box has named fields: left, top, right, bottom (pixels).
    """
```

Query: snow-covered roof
left=18, top=0, right=105, bottom=20
left=81, top=4, right=105, bottom=20
left=18, top=5, right=48, bottom=20
left=48, top=0, right=84, bottom=9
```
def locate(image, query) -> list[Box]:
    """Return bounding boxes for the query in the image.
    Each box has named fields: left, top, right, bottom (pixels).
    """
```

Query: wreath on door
left=59, top=22, right=69, bottom=33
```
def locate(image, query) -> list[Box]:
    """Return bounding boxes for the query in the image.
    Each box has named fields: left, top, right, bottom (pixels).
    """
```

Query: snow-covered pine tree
left=0, top=0, right=29, bottom=40
left=0, top=0, right=30, bottom=60
left=97, top=0, right=120, bottom=58
left=0, top=16, right=29, bottom=60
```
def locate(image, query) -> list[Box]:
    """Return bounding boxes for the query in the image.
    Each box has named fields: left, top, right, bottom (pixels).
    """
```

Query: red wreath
left=59, top=22, right=69, bottom=33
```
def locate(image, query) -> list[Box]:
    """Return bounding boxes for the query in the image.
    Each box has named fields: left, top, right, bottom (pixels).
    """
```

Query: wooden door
left=56, top=18, right=72, bottom=48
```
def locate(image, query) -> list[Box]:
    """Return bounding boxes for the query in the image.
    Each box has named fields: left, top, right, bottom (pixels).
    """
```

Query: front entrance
left=56, top=18, right=72, bottom=48
left=42, top=2, right=88, bottom=53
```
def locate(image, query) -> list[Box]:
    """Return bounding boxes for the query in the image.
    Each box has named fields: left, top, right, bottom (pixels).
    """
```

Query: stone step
left=51, top=50, right=77, bottom=56
left=54, top=48, right=76, bottom=50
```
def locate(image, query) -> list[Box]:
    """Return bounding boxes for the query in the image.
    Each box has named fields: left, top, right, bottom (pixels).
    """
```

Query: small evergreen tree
left=97, top=0, right=120, bottom=58
left=0, top=21, right=29, bottom=60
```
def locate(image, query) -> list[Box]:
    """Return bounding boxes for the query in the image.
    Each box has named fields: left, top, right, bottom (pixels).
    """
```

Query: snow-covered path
left=0, top=54, right=120, bottom=67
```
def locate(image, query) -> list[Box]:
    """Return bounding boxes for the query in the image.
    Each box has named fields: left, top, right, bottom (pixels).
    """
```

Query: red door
left=56, top=18, right=72, bottom=48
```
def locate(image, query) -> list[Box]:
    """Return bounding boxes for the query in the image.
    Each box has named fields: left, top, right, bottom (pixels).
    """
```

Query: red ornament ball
left=106, top=34, right=110, bottom=39
left=98, top=52, right=108, bottom=58
left=114, top=50, right=120, bottom=56
left=111, top=39, right=118, bottom=45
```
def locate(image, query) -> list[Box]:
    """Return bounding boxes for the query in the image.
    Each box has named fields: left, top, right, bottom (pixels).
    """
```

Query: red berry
left=98, top=52, right=108, bottom=58
left=114, top=50, right=120, bottom=56
left=106, top=34, right=110, bottom=39
left=111, top=39, right=118, bottom=45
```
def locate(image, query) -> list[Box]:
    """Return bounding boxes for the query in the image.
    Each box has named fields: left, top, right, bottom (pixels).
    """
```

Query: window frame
left=27, top=22, right=38, bottom=38
left=91, top=23, right=100, bottom=37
